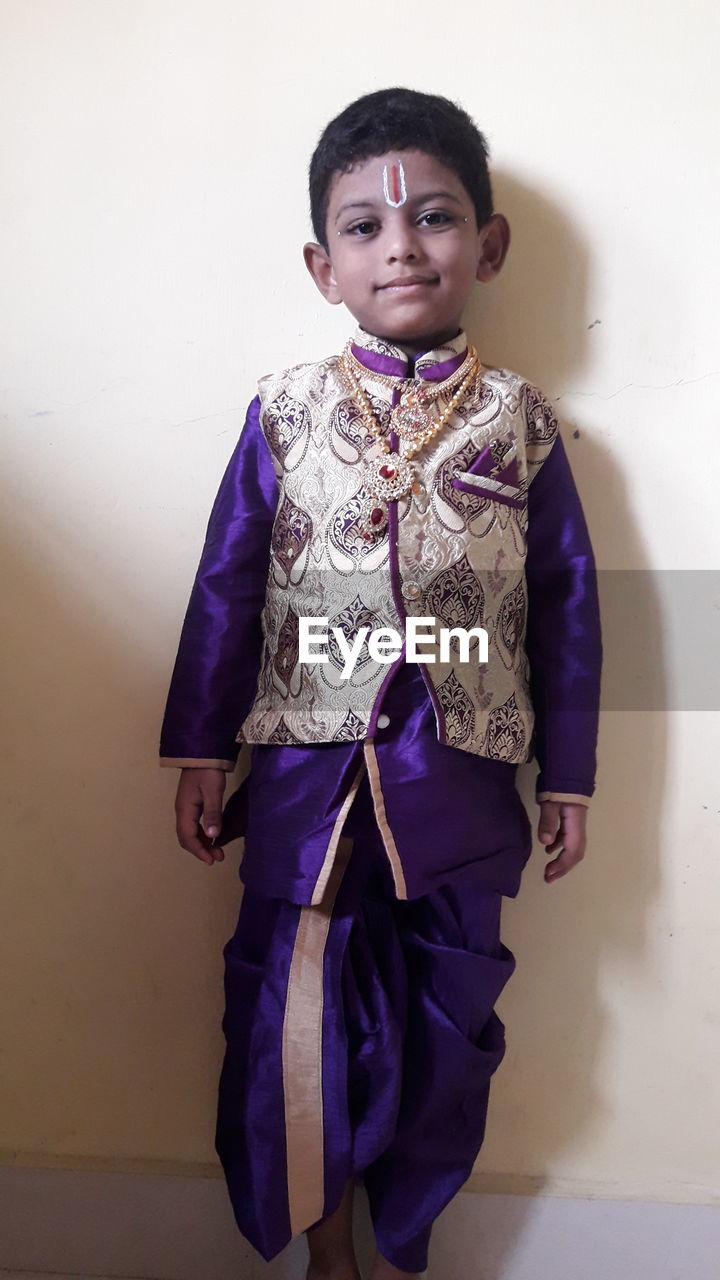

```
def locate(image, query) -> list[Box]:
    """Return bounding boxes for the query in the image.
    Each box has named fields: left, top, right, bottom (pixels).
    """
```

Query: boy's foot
left=305, top=1176, right=360, bottom=1280
left=369, top=1251, right=424, bottom=1280
left=306, top=1262, right=362, bottom=1280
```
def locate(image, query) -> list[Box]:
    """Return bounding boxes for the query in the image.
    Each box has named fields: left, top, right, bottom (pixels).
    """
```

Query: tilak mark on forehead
left=383, top=161, right=407, bottom=207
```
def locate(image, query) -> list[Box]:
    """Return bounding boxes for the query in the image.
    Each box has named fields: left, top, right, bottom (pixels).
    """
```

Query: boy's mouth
left=378, top=275, right=439, bottom=291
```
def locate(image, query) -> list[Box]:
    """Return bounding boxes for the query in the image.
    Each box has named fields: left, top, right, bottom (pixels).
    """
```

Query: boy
left=160, top=87, right=601, bottom=1280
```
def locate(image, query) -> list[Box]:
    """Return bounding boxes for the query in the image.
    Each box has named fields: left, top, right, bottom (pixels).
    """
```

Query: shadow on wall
left=452, top=173, right=666, bottom=1276
left=467, top=169, right=593, bottom=386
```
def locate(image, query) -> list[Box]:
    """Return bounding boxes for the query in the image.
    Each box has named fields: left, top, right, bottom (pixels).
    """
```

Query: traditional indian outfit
left=160, top=324, right=601, bottom=1271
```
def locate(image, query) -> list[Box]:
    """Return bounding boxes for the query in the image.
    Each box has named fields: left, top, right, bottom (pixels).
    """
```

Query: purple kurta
left=160, top=336, right=602, bottom=904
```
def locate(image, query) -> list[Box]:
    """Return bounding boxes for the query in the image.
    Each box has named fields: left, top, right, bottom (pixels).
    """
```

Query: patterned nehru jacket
left=238, top=333, right=559, bottom=764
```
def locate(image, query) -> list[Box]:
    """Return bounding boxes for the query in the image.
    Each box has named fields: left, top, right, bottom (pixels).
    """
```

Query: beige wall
left=1, top=0, right=718, bottom=1206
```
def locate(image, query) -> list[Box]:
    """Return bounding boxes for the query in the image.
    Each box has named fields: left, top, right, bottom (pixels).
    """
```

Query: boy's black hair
left=309, top=87, right=494, bottom=251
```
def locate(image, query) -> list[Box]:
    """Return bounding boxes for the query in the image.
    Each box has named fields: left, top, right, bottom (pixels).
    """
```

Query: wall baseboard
left=0, top=1165, right=718, bottom=1280
left=2, top=1148, right=716, bottom=1207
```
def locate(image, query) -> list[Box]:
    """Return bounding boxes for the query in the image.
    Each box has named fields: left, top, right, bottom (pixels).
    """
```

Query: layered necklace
left=338, top=339, right=480, bottom=538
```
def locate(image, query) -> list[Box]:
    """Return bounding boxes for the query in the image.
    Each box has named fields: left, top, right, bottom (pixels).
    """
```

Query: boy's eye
left=347, top=219, right=377, bottom=236
left=344, top=210, right=455, bottom=237
left=418, top=210, right=452, bottom=227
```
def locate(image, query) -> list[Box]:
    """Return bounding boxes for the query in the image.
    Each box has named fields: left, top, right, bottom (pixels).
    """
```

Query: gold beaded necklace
left=342, top=341, right=478, bottom=401
left=338, top=340, right=480, bottom=538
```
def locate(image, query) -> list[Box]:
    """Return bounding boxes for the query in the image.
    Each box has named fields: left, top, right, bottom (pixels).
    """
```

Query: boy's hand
left=537, top=801, right=587, bottom=883
left=175, top=768, right=227, bottom=866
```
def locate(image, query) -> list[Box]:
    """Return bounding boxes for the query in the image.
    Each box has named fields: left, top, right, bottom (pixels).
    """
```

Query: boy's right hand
left=175, top=768, right=227, bottom=866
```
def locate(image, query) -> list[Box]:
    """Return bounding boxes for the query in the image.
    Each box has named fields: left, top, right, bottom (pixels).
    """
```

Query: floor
left=2, top=1168, right=720, bottom=1280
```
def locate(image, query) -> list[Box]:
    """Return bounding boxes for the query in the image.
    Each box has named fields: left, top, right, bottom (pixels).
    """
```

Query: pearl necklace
left=338, top=342, right=480, bottom=538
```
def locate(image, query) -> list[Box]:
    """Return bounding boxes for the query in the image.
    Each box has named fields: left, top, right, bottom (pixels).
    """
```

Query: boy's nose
left=383, top=216, right=424, bottom=262
left=385, top=231, right=422, bottom=262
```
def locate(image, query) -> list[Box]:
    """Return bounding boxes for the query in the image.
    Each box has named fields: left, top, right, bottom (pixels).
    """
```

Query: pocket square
left=463, top=443, right=496, bottom=476
left=463, top=441, right=520, bottom=486
left=452, top=440, right=524, bottom=506
left=451, top=472, right=525, bottom=507
left=494, top=453, right=520, bottom=487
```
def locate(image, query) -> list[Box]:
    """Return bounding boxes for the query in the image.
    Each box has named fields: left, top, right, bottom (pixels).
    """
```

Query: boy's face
left=304, top=149, right=509, bottom=357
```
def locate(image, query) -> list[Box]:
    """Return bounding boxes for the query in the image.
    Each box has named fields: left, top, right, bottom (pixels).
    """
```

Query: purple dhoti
left=215, top=772, right=516, bottom=1273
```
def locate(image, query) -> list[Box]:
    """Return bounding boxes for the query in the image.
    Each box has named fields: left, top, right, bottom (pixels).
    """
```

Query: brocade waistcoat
left=238, top=329, right=558, bottom=763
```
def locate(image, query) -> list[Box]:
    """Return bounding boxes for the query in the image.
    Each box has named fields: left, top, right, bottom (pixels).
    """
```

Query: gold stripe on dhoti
left=310, top=760, right=366, bottom=907
left=363, top=738, right=408, bottom=899
left=282, top=833, right=353, bottom=1236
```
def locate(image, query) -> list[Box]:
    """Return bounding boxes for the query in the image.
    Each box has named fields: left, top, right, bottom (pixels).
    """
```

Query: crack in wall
left=555, top=370, right=720, bottom=402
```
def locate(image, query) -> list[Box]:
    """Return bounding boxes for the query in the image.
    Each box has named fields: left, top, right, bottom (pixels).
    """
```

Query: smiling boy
left=305, top=148, right=509, bottom=362
left=160, top=88, right=602, bottom=1280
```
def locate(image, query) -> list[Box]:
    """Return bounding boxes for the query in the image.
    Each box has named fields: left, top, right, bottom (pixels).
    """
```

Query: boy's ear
left=475, top=214, right=511, bottom=283
left=303, top=241, right=343, bottom=305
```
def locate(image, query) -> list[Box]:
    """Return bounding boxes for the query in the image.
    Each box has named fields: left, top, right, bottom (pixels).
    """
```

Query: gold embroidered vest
left=238, top=327, right=558, bottom=762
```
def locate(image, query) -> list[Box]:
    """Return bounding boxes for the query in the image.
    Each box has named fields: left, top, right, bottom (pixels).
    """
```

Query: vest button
left=401, top=580, right=422, bottom=601
left=377, top=714, right=390, bottom=729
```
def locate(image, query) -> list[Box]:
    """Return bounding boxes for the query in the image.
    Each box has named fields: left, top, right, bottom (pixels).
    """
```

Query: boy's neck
left=361, top=325, right=464, bottom=365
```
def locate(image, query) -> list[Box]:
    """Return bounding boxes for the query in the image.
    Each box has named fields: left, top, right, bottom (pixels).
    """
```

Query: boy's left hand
left=537, top=801, right=587, bottom=883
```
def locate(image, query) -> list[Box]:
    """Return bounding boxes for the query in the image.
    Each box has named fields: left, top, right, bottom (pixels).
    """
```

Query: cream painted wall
left=1, top=0, right=718, bottom=1207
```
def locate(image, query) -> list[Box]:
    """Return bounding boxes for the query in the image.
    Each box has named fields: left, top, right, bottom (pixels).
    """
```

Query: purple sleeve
left=524, top=433, right=602, bottom=800
left=159, top=395, right=278, bottom=764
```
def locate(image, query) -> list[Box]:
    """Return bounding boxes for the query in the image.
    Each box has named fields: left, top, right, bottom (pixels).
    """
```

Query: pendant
left=392, top=401, right=434, bottom=444
left=363, top=452, right=415, bottom=501
left=360, top=453, right=416, bottom=539
left=359, top=498, right=389, bottom=540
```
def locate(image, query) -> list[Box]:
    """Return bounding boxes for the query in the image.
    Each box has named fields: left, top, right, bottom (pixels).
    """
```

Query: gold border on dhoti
left=282, top=741, right=410, bottom=1236
left=310, top=760, right=367, bottom=907
left=363, top=739, right=408, bottom=899
left=282, top=833, right=353, bottom=1237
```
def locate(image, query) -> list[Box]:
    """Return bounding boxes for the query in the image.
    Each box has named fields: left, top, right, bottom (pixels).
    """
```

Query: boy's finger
left=200, top=781, right=226, bottom=840
left=182, top=836, right=222, bottom=866
left=543, top=836, right=564, bottom=855
left=545, top=853, right=569, bottom=881
left=208, top=840, right=226, bottom=862
left=545, top=847, right=585, bottom=882
left=537, top=800, right=560, bottom=845
left=173, top=770, right=227, bottom=865
left=176, top=812, right=219, bottom=864
left=202, top=808, right=224, bottom=839
left=560, top=838, right=585, bottom=861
